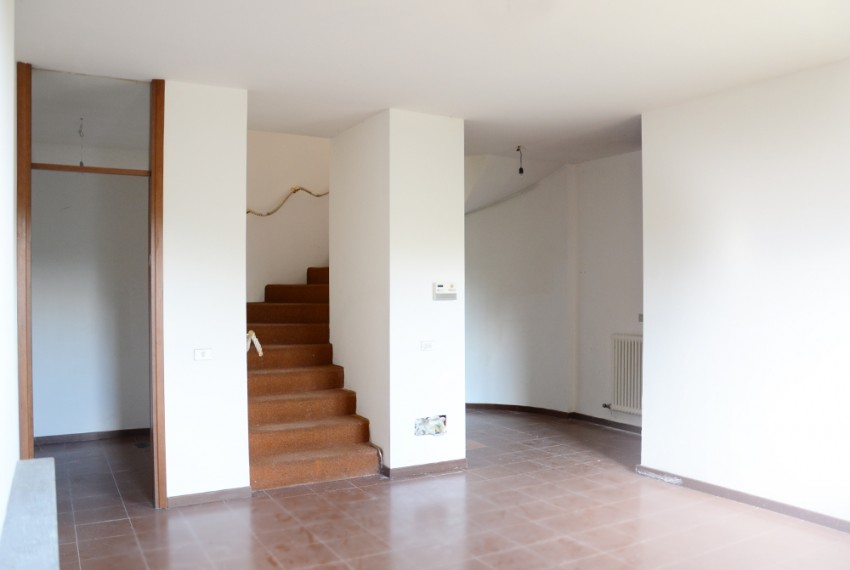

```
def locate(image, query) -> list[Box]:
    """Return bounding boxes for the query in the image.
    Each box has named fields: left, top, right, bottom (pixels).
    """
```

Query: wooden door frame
left=16, top=63, right=33, bottom=461
left=16, top=65, right=168, bottom=509
left=149, top=80, right=166, bottom=508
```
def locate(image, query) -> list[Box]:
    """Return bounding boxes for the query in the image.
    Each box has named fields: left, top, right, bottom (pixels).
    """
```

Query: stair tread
left=248, top=321, right=328, bottom=329
left=249, top=364, right=342, bottom=376
left=248, top=322, right=328, bottom=327
left=306, top=267, right=329, bottom=285
left=250, top=388, right=354, bottom=403
left=256, top=343, right=332, bottom=349
left=247, top=302, right=328, bottom=306
left=251, top=415, right=369, bottom=433
left=265, top=284, right=328, bottom=287
left=252, top=443, right=376, bottom=465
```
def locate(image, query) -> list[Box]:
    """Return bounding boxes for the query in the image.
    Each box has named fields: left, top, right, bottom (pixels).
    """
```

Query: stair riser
left=247, top=324, right=329, bottom=345
left=250, top=422, right=370, bottom=456
left=264, top=284, right=329, bottom=303
left=249, top=394, right=356, bottom=424
left=249, top=345, right=333, bottom=369
left=247, top=303, right=329, bottom=324
left=250, top=451, right=377, bottom=489
left=307, top=267, right=329, bottom=285
left=249, top=368, right=344, bottom=397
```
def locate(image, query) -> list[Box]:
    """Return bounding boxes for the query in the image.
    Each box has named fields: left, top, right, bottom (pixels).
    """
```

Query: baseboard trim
left=465, top=403, right=641, bottom=435
left=167, top=486, right=252, bottom=509
left=636, top=465, right=850, bottom=534
left=566, top=412, right=642, bottom=435
left=34, top=428, right=150, bottom=446
left=381, top=458, right=468, bottom=479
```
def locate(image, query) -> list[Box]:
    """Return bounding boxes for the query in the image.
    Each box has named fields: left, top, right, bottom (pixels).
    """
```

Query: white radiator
left=611, top=334, right=643, bottom=415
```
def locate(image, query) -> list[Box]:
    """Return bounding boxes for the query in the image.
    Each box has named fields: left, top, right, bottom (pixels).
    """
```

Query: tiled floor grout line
left=70, top=480, right=82, bottom=570
left=108, top=460, right=151, bottom=570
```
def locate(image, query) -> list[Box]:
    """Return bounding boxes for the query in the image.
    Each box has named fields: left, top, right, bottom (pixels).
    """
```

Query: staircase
left=247, top=267, right=379, bottom=489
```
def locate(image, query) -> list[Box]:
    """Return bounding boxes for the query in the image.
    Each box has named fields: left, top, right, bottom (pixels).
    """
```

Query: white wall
left=329, top=113, right=390, bottom=461
left=162, top=81, right=250, bottom=498
left=0, top=0, right=18, bottom=535
left=465, top=152, right=643, bottom=425
left=642, top=59, right=850, bottom=521
left=465, top=166, right=576, bottom=411
left=331, top=109, right=466, bottom=469
left=246, top=131, right=329, bottom=301
left=330, top=110, right=391, bottom=462
left=31, top=170, right=150, bottom=436
left=576, top=151, right=643, bottom=426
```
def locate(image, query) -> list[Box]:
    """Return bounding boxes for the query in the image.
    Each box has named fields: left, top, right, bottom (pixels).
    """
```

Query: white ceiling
left=16, top=0, right=850, bottom=209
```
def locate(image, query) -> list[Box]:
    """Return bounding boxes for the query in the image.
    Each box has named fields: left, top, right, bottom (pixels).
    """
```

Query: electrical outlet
left=414, top=415, right=447, bottom=436
left=194, top=348, right=213, bottom=361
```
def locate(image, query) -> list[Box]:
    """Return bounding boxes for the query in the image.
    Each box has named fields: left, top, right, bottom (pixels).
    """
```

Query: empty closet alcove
left=30, top=69, right=152, bottom=449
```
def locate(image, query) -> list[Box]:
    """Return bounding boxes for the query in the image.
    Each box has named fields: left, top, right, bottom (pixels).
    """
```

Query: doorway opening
left=17, top=65, right=166, bottom=507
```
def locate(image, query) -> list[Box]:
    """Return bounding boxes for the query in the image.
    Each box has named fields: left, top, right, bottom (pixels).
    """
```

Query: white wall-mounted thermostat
left=432, top=282, right=458, bottom=301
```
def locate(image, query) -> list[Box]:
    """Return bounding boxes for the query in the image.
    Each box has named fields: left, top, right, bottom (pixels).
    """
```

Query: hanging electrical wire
left=246, top=185, right=329, bottom=217
left=78, top=116, right=85, bottom=167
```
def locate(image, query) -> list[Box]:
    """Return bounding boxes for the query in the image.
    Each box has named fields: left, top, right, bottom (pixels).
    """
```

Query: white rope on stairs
left=246, top=185, right=328, bottom=217
left=246, top=330, right=263, bottom=357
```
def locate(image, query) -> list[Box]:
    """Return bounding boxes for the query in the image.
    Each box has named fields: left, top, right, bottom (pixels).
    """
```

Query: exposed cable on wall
left=246, top=185, right=329, bottom=217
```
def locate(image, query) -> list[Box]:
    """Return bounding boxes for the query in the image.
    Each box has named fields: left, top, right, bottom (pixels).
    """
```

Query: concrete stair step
left=307, top=267, right=329, bottom=285
left=247, top=323, right=329, bottom=345
left=248, top=344, right=332, bottom=370
left=264, top=284, right=329, bottom=303
left=249, top=389, right=357, bottom=425
left=248, top=365, right=344, bottom=397
left=246, top=302, right=328, bottom=324
left=250, top=443, right=378, bottom=489
left=249, top=416, right=370, bottom=456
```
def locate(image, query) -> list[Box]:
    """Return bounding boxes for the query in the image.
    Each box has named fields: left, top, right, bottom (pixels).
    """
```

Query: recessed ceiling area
left=16, top=1, right=850, bottom=208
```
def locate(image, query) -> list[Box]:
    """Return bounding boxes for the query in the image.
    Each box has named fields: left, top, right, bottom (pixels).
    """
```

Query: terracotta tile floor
left=38, top=409, right=850, bottom=569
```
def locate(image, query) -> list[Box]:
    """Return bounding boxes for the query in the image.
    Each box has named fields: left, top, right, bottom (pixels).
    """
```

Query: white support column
left=331, top=109, right=466, bottom=470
